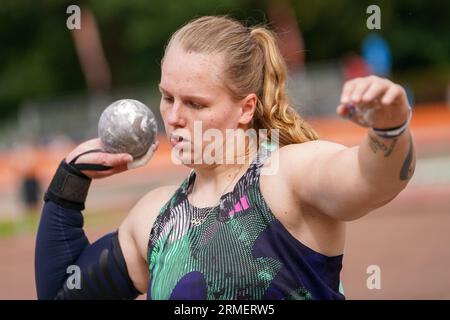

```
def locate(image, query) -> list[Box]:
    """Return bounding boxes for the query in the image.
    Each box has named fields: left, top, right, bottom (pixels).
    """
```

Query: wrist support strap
left=44, top=149, right=112, bottom=210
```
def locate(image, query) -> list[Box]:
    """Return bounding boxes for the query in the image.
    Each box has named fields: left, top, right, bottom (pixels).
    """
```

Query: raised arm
left=285, top=76, right=416, bottom=221
left=35, top=138, right=158, bottom=299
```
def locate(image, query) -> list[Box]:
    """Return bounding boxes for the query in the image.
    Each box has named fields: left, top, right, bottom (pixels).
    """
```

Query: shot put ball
left=98, top=99, right=157, bottom=159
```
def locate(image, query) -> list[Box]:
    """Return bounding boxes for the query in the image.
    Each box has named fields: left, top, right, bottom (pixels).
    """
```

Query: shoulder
left=278, top=140, right=348, bottom=160
left=263, top=140, right=348, bottom=177
left=125, top=184, right=179, bottom=230
left=116, top=184, right=179, bottom=292
left=130, top=185, right=180, bottom=216
left=119, top=185, right=179, bottom=257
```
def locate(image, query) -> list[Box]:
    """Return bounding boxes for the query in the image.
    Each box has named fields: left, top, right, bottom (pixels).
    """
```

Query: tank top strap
left=245, top=140, right=277, bottom=182
left=179, top=141, right=276, bottom=197
left=160, top=141, right=277, bottom=219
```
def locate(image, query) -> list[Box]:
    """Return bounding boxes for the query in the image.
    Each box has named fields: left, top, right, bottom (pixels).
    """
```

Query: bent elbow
left=336, top=192, right=401, bottom=222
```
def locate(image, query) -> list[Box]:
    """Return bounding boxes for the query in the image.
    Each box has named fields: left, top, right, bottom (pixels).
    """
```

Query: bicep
left=118, top=225, right=149, bottom=295
left=285, top=141, right=378, bottom=221
left=118, top=185, right=178, bottom=293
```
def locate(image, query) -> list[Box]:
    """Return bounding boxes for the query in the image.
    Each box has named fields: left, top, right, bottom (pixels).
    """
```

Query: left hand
left=337, top=75, right=411, bottom=129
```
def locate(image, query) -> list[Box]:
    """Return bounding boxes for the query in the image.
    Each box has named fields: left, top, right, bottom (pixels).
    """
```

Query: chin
left=173, top=151, right=225, bottom=170
left=170, top=149, right=200, bottom=166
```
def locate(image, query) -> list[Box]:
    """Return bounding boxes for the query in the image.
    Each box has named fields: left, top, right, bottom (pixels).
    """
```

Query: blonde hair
left=164, top=16, right=319, bottom=146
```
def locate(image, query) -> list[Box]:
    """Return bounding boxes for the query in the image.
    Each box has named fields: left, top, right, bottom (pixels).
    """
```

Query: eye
left=188, top=101, right=206, bottom=109
left=162, top=95, right=174, bottom=103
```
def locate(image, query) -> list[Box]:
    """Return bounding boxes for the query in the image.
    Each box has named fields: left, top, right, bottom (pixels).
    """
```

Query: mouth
left=170, top=133, right=188, bottom=147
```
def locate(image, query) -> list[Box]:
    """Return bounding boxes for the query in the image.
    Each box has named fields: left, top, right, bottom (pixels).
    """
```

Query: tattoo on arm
left=368, top=134, right=398, bottom=158
left=400, top=134, right=414, bottom=181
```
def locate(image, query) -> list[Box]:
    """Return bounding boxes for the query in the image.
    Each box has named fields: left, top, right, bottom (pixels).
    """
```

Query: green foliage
left=0, top=0, right=448, bottom=120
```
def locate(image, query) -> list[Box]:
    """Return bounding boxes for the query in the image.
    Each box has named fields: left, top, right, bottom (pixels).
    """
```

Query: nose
left=166, top=101, right=187, bottom=128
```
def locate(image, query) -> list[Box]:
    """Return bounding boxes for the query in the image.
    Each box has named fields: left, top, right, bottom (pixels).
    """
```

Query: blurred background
left=0, top=0, right=449, bottom=299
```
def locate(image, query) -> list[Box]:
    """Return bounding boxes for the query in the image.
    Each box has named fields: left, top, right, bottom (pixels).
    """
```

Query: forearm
left=35, top=201, right=89, bottom=299
left=35, top=159, right=141, bottom=300
left=358, top=127, right=416, bottom=200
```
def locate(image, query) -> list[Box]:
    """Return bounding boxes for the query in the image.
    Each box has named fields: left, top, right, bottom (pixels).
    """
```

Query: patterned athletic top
left=146, top=144, right=345, bottom=300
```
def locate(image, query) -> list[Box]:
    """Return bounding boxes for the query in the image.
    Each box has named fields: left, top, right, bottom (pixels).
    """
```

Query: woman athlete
left=35, top=16, right=415, bottom=300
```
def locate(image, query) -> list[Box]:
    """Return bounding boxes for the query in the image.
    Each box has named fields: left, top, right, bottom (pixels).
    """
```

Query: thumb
left=337, top=103, right=376, bottom=127
left=336, top=104, right=355, bottom=119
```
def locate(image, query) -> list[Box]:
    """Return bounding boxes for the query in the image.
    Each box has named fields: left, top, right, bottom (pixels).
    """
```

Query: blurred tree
left=0, top=0, right=449, bottom=121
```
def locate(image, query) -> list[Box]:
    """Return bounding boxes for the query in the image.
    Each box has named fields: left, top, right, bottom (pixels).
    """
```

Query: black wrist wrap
left=44, top=160, right=92, bottom=211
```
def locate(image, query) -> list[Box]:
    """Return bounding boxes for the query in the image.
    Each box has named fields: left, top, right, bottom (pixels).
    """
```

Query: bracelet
left=372, top=107, right=412, bottom=138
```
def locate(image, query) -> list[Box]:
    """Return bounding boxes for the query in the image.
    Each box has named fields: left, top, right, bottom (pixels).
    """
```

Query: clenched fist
left=337, top=75, right=411, bottom=129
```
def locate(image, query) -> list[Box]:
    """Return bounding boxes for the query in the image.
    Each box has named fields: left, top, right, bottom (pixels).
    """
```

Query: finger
left=127, top=143, right=158, bottom=170
left=76, top=138, right=103, bottom=150
left=107, top=153, right=134, bottom=167
left=66, top=138, right=104, bottom=163
left=337, top=103, right=357, bottom=120
left=349, top=79, right=372, bottom=105
left=84, top=138, right=103, bottom=148
left=97, top=164, right=129, bottom=178
left=381, top=84, right=405, bottom=105
left=337, top=103, right=375, bottom=127
left=361, top=81, right=388, bottom=104
left=336, top=104, right=349, bottom=118
left=336, top=103, right=365, bottom=119
left=127, top=141, right=159, bottom=170
left=340, top=79, right=357, bottom=104
left=127, top=154, right=150, bottom=170
left=87, top=164, right=128, bottom=179
left=76, top=151, right=133, bottom=168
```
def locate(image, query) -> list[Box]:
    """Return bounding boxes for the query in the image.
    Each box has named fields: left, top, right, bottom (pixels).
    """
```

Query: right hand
left=66, top=138, right=159, bottom=179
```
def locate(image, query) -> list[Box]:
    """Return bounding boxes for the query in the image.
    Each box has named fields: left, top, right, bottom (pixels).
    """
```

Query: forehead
left=160, top=45, right=226, bottom=95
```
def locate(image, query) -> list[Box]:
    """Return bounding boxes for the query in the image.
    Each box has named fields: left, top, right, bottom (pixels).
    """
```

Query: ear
left=238, top=93, right=257, bottom=125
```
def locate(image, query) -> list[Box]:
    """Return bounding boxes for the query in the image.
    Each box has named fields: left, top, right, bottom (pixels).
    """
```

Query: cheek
left=221, top=108, right=241, bottom=128
left=160, top=103, right=169, bottom=121
left=201, top=114, right=229, bottom=132
left=211, top=104, right=240, bottom=127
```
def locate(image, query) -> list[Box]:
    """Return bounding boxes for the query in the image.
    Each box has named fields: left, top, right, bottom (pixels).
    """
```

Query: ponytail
left=250, top=27, right=318, bottom=146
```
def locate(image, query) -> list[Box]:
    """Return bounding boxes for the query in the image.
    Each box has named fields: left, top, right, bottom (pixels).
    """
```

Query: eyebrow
left=158, top=84, right=212, bottom=104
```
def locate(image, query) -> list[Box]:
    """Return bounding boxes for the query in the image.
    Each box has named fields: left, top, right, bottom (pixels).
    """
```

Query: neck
left=189, top=148, right=257, bottom=207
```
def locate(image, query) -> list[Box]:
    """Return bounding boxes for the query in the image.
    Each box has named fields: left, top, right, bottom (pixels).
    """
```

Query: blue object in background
left=362, top=33, right=392, bottom=77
